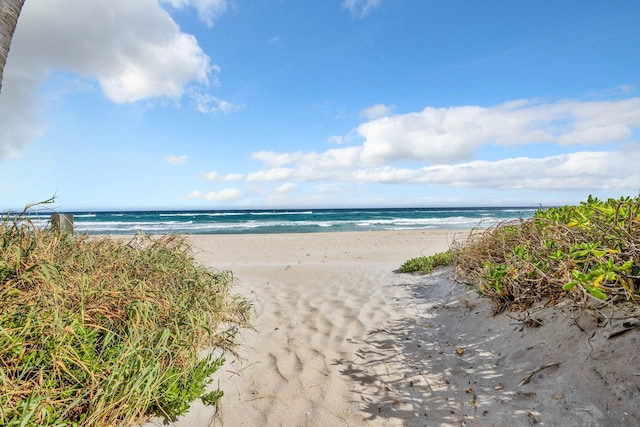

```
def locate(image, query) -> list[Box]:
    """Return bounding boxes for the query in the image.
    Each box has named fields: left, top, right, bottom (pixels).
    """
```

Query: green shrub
left=400, top=250, right=453, bottom=274
left=401, top=195, right=640, bottom=314
left=452, top=195, right=640, bottom=313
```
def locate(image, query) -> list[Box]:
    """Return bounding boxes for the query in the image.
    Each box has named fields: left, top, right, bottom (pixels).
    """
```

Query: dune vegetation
left=402, top=195, right=640, bottom=314
left=0, top=205, right=251, bottom=426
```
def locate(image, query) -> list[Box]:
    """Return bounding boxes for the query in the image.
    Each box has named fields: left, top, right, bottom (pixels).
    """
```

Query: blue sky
left=1, top=0, right=639, bottom=211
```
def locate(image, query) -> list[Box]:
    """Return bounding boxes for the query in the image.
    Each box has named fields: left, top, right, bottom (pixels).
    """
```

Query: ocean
left=27, top=207, right=538, bottom=235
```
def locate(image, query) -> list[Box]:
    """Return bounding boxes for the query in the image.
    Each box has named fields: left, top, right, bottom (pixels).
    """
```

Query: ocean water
left=26, top=207, right=538, bottom=235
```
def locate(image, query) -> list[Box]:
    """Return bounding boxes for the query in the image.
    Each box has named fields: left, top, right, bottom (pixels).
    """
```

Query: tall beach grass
left=0, top=207, right=251, bottom=426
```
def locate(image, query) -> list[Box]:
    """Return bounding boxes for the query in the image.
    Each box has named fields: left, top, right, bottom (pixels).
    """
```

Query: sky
left=1, top=0, right=639, bottom=211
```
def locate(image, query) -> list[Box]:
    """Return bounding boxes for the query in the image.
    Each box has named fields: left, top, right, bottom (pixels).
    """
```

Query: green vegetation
left=403, top=195, right=640, bottom=314
left=0, top=206, right=251, bottom=426
left=400, top=250, right=453, bottom=274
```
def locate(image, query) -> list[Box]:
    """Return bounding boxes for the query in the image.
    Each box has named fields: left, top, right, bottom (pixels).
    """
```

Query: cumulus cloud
left=163, top=154, right=188, bottom=165
left=160, top=0, right=228, bottom=27
left=199, top=171, right=245, bottom=181
left=246, top=149, right=640, bottom=192
left=239, top=97, right=640, bottom=195
left=249, top=97, right=640, bottom=170
left=343, top=0, right=381, bottom=18
left=0, top=0, right=230, bottom=162
left=360, top=103, right=394, bottom=120
left=0, top=77, right=47, bottom=160
left=13, top=0, right=211, bottom=103
left=348, top=150, right=639, bottom=189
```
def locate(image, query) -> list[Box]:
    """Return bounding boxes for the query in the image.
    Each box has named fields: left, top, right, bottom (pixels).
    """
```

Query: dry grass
left=0, top=209, right=251, bottom=426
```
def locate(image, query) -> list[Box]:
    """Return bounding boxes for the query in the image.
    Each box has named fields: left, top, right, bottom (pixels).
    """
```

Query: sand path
left=142, top=230, right=640, bottom=427
left=190, top=230, right=462, bottom=427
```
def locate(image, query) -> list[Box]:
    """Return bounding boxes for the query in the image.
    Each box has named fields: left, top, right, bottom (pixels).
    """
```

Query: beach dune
left=142, top=230, right=640, bottom=427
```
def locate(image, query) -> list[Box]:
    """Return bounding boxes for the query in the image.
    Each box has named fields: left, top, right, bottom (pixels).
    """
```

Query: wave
left=249, top=211, right=313, bottom=216
left=63, top=207, right=534, bottom=235
left=158, top=212, right=246, bottom=217
left=157, top=211, right=315, bottom=218
left=72, top=217, right=499, bottom=234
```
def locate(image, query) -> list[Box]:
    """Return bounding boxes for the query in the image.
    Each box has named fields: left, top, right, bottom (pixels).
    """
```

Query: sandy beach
left=142, top=230, right=640, bottom=427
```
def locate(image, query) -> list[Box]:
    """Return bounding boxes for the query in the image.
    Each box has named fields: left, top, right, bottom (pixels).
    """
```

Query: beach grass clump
left=0, top=210, right=251, bottom=426
left=400, top=250, right=453, bottom=274
left=449, top=195, right=640, bottom=313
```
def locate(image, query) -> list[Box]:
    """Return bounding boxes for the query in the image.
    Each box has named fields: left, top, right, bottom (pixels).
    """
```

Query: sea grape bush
left=403, top=195, right=640, bottom=313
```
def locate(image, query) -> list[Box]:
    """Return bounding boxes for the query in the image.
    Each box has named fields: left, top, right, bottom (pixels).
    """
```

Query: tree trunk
left=0, top=0, right=25, bottom=94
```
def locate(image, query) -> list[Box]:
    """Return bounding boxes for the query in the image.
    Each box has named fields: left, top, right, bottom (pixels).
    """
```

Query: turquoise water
left=29, top=207, right=539, bottom=234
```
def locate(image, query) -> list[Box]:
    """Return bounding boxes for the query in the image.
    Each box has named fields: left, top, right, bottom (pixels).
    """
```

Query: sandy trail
left=142, top=230, right=640, bottom=427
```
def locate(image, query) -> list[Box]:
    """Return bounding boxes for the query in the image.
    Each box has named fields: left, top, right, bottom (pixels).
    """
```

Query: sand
left=142, top=230, right=640, bottom=427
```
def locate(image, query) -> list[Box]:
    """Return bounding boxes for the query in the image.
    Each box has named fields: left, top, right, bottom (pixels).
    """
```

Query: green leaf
left=584, top=283, right=607, bottom=300
left=587, top=287, right=607, bottom=300
left=617, top=259, right=634, bottom=272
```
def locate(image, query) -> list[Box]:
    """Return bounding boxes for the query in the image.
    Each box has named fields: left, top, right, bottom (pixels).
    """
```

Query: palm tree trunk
left=0, top=0, right=26, bottom=93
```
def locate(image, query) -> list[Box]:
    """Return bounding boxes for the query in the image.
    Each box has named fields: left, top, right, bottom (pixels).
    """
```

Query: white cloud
left=241, top=96, right=640, bottom=196
left=276, top=183, right=296, bottom=193
left=206, top=188, right=241, bottom=201
left=343, top=0, right=381, bottom=18
left=360, top=103, right=394, bottom=120
left=247, top=168, right=296, bottom=182
left=0, top=77, right=47, bottom=160
left=191, top=91, right=244, bottom=114
left=557, top=124, right=632, bottom=145
left=349, top=151, right=625, bottom=188
left=327, top=135, right=345, bottom=144
left=246, top=149, right=640, bottom=192
left=327, top=129, right=358, bottom=145
left=13, top=0, right=211, bottom=103
left=418, top=150, right=640, bottom=191
left=163, top=154, right=188, bottom=165
left=225, top=173, right=246, bottom=181
left=199, top=171, right=244, bottom=181
left=251, top=146, right=363, bottom=170
left=251, top=97, right=640, bottom=169
left=184, top=190, right=205, bottom=199
left=251, top=151, right=300, bottom=168
left=160, top=0, right=228, bottom=27
left=0, top=0, right=226, bottom=161
left=184, top=188, right=242, bottom=201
